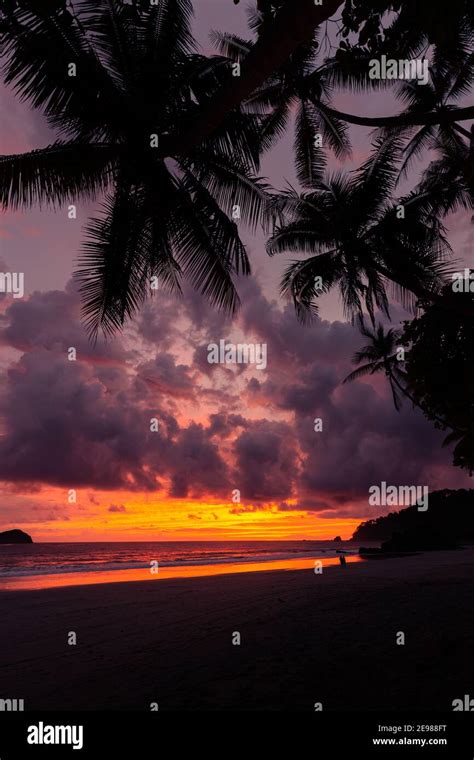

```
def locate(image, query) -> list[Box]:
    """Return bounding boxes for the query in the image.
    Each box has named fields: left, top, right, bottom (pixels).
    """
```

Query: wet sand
left=0, top=548, right=473, bottom=711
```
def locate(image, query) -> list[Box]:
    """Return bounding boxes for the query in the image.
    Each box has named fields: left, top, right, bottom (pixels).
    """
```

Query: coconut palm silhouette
left=343, top=322, right=407, bottom=411
left=212, top=14, right=350, bottom=188
left=343, top=319, right=469, bottom=467
left=266, top=136, right=453, bottom=324
left=0, top=0, right=271, bottom=338
left=0, top=0, right=472, bottom=339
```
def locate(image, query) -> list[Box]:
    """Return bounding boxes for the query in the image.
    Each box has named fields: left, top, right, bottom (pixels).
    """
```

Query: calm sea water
left=0, top=540, right=366, bottom=578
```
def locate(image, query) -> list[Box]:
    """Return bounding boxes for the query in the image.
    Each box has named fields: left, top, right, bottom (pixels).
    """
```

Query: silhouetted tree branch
left=161, top=0, right=344, bottom=158
left=314, top=101, right=474, bottom=130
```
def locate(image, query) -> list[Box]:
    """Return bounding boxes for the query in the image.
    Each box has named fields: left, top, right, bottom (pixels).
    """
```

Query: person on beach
left=339, top=555, right=347, bottom=567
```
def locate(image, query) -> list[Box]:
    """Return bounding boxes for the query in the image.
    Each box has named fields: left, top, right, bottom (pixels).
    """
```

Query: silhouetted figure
left=339, top=555, right=347, bottom=567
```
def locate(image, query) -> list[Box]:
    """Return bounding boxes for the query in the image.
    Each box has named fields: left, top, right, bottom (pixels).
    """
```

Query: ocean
left=0, top=540, right=372, bottom=590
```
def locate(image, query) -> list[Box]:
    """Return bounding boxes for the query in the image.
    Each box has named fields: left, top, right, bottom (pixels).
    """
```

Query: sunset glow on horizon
left=1, top=487, right=364, bottom=542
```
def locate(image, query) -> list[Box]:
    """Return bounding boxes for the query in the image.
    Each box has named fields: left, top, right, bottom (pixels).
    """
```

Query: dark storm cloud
left=0, top=280, right=128, bottom=362
left=233, top=420, right=300, bottom=502
left=234, top=279, right=473, bottom=506
left=168, top=423, right=231, bottom=498
left=0, top=348, right=159, bottom=489
left=137, top=352, right=196, bottom=400
left=0, top=276, right=469, bottom=510
left=208, top=412, right=248, bottom=438
left=0, top=289, right=231, bottom=495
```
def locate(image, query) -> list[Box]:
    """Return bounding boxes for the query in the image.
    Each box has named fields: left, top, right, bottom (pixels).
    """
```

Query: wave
left=0, top=548, right=359, bottom=577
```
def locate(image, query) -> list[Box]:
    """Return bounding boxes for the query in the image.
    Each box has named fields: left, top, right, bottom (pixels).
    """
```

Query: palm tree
left=375, top=61, right=474, bottom=181
left=211, top=10, right=351, bottom=188
left=416, top=128, right=474, bottom=215
left=343, top=321, right=465, bottom=433
left=315, top=0, right=474, bottom=133
left=176, top=0, right=474, bottom=155
left=1, top=1, right=472, bottom=338
left=216, top=9, right=474, bottom=272
left=0, top=0, right=272, bottom=337
left=266, top=136, right=452, bottom=324
left=213, top=1, right=474, bottom=161
left=343, top=322, right=407, bottom=411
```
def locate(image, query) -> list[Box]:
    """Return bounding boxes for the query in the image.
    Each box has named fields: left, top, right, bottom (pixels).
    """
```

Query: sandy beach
left=1, top=549, right=473, bottom=711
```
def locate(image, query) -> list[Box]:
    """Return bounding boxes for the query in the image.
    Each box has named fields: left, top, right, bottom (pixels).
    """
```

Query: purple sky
left=0, top=1, right=472, bottom=539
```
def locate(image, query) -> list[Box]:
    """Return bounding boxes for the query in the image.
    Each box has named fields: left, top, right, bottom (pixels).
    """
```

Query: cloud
left=233, top=420, right=299, bottom=502
left=0, top=280, right=128, bottom=363
left=0, top=289, right=231, bottom=496
left=229, top=504, right=270, bottom=515
left=0, top=275, right=469, bottom=517
left=137, top=353, right=196, bottom=400
left=168, top=423, right=230, bottom=498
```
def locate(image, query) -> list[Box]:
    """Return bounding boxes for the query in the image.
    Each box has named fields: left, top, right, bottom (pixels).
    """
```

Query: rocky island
left=0, top=529, right=33, bottom=544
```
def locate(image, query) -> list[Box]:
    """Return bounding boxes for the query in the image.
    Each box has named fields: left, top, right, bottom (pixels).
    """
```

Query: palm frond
left=169, top=180, right=242, bottom=315
left=0, top=142, right=117, bottom=210
left=397, top=124, right=437, bottom=179
left=447, top=50, right=474, bottom=99
left=1, top=1, right=121, bottom=135
left=312, top=101, right=351, bottom=159
left=181, top=169, right=250, bottom=277
left=145, top=0, right=194, bottom=61
left=267, top=221, right=335, bottom=257
left=279, top=251, right=342, bottom=324
left=294, top=99, right=326, bottom=187
left=186, top=153, right=273, bottom=233
left=209, top=29, right=252, bottom=60
left=343, top=361, right=384, bottom=384
left=352, top=134, right=404, bottom=215
left=259, top=100, right=293, bottom=152
left=321, top=56, right=389, bottom=95
left=75, top=181, right=151, bottom=339
left=149, top=210, right=183, bottom=296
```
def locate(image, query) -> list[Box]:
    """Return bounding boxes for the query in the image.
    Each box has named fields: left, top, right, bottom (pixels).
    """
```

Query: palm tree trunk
left=314, top=102, right=474, bottom=130
left=162, top=0, right=344, bottom=158
left=452, top=123, right=472, bottom=140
